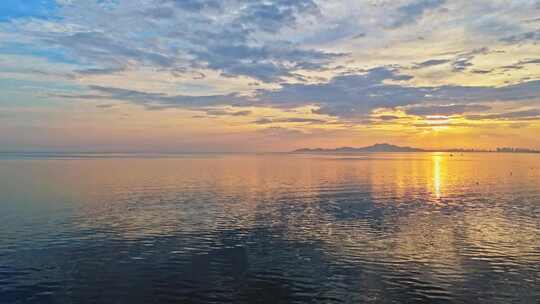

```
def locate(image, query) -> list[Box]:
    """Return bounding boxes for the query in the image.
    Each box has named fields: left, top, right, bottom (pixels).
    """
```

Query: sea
left=0, top=152, right=539, bottom=303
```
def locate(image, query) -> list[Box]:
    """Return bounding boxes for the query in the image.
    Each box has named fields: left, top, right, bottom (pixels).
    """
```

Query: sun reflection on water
left=432, top=154, right=443, bottom=199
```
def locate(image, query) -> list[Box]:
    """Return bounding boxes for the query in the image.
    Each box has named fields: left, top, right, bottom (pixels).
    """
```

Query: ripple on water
left=0, top=153, right=539, bottom=303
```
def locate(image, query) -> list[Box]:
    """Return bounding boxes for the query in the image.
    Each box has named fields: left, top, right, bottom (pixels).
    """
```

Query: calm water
left=0, top=153, right=539, bottom=303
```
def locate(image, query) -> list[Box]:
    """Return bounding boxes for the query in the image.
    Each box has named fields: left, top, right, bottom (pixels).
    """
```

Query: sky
left=1, top=0, right=540, bottom=152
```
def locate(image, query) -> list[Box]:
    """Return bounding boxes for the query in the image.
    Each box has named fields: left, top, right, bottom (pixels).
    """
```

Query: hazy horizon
left=1, top=142, right=539, bottom=154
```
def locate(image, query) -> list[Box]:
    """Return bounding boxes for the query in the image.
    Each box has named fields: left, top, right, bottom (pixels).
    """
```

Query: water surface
left=1, top=153, right=539, bottom=303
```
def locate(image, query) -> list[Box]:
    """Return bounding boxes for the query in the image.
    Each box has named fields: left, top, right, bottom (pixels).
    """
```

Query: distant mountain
left=293, top=143, right=426, bottom=153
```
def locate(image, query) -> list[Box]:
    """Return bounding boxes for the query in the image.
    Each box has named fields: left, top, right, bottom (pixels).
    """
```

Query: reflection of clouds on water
left=1, top=154, right=539, bottom=303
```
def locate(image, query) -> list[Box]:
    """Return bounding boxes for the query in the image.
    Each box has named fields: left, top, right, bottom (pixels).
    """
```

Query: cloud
left=53, top=85, right=250, bottom=109
left=388, top=0, right=446, bottom=28
left=411, top=122, right=473, bottom=128
left=519, top=58, right=540, bottom=65
left=500, top=30, right=540, bottom=43
left=55, top=66, right=540, bottom=121
left=260, top=67, right=417, bottom=114
left=432, top=80, right=540, bottom=102
left=5, top=0, right=540, bottom=130
left=257, top=67, right=540, bottom=118
left=6, top=0, right=341, bottom=83
left=234, top=0, right=319, bottom=33
left=256, top=126, right=305, bottom=137
left=465, top=109, right=540, bottom=121
left=452, top=57, right=474, bottom=72
left=3, top=0, right=538, bottom=88
left=451, top=47, right=489, bottom=72
left=524, top=17, right=540, bottom=24
left=413, top=59, right=451, bottom=69
left=74, top=66, right=126, bottom=76
left=405, top=104, right=491, bottom=116
left=470, top=69, right=493, bottom=74
left=165, top=0, right=222, bottom=12
left=492, top=58, right=540, bottom=72
left=253, top=117, right=327, bottom=124
left=46, top=31, right=175, bottom=67
left=191, top=43, right=344, bottom=82
left=204, top=109, right=252, bottom=116
left=377, top=115, right=401, bottom=121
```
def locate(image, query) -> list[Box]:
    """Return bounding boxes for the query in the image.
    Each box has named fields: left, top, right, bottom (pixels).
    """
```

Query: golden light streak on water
left=433, top=154, right=442, bottom=199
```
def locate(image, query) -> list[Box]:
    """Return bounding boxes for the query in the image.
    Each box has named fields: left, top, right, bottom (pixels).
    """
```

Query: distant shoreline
left=291, top=150, right=540, bottom=154
left=292, top=143, right=540, bottom=154
left=1, top=152, right=539, bottom=159
left=1, top=145, right=540, bottom=158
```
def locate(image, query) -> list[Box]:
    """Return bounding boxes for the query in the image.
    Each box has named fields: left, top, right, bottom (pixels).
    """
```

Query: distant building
left=497, top=147, right=540, bottom=153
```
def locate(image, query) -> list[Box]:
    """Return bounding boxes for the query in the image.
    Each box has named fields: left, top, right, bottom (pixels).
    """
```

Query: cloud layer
left=1, top=0, right=540, bottom=150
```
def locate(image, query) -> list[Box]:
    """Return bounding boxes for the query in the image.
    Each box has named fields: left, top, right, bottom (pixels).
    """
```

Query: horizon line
left=1, top=143, right=540, bottom=155
left=1, top=150, right=540, bottom=155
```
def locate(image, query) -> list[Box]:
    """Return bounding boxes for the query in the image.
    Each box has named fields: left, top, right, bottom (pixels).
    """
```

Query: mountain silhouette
left=293, top=143, right=425, bottom=153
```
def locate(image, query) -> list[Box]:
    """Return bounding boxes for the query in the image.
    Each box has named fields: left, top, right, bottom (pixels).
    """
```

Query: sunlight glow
left=432, top=154, right=443, bottom=199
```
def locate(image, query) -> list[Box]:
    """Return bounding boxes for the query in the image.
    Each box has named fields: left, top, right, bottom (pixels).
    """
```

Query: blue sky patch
left=0, top=42, right=78, bottom=64
left=0, top=0, right=58, bottom=22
